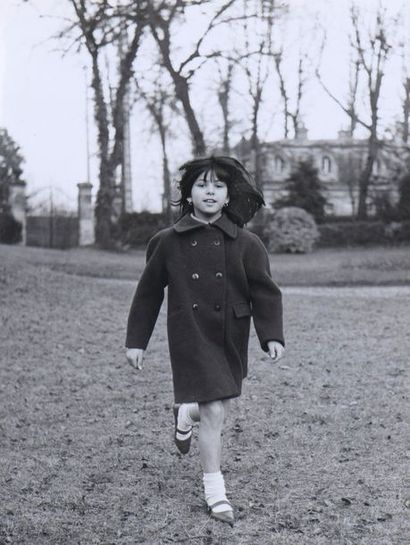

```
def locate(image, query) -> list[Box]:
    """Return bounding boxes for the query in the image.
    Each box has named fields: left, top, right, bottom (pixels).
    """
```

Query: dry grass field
left=1, top=243, right=409, bottom=286
left=1, top=244, right=409, bottom=545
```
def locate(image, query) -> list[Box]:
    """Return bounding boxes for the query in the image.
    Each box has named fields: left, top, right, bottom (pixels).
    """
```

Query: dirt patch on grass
left=1, top=248, right=409, bottom=544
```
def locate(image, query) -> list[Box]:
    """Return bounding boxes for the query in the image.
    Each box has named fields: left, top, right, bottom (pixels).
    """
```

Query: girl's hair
left=174, top=156, right=265, bottom=226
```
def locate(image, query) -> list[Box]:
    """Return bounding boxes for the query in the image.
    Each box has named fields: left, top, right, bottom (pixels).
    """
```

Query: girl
left=126, top=156, right=284, bottom=526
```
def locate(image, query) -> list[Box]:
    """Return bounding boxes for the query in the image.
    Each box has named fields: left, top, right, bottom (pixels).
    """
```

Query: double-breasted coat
left=126, top=212, right=284, bottom=403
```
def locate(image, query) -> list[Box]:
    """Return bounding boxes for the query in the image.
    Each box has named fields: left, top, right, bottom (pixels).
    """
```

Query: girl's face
left=190, top=170, right=229, bottom=222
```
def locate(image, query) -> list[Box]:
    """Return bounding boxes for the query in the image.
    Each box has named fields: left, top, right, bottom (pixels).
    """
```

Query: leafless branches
left=316, top=4, right=396, bottom=218
left=64, top=0, right=147, bottom=246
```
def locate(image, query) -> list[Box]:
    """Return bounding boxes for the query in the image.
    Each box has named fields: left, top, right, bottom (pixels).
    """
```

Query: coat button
left=213, top=239, right=221, bottom=246
left=214, top=304, right=221, bottom=311
left=192, top=273, right=199, bottom=280
left=191, top=240, right=198, bottom=246
left=215, top=272, right=223, bottom=279
left=192, top=303, right=199, bottom=310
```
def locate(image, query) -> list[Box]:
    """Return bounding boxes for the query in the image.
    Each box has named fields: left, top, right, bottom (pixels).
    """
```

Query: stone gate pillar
left=9, top=180, right=27, bottom=244
left=77, top=182, right=94, bottom=246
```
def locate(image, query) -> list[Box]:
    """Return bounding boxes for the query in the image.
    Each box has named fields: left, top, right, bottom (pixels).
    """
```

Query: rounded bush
left=264, top=206, right=319, bottom=253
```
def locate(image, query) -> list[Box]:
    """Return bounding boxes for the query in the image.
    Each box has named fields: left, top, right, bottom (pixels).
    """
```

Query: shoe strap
left=208, top=499, right=232, bottom=511
left=176, top=427, right=192, bottom=435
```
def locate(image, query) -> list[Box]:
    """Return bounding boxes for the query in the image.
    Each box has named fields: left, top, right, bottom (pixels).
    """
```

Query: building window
left=274, top=156, right=285, bottom=173
left=373, top=159, right=381, bottom=175
left=322, top=156, right=332, bottom=174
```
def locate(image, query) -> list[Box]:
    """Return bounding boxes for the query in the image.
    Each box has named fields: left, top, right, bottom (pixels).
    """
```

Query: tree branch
left=315, top=69, right=372, bottom=131
left=177, top=0, right=236, bottom=74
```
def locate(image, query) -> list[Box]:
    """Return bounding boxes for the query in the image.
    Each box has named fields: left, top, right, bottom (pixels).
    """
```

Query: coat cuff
left=262, top=338, right=285, bottom=352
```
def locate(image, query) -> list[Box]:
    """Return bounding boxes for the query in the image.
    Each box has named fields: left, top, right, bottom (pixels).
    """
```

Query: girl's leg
left=175, top=402, right=199, bottom=436
left=199, top=400, right=233, bottom=523
left=198, top=400, right=230, bottom=472
left=185, top=402, right=200, bottom=422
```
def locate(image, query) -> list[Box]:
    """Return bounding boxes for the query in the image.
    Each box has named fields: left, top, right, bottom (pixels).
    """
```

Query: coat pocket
left=232, top=302, right=252, bottom=318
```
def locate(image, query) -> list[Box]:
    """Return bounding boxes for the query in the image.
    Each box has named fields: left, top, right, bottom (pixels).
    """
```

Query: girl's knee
left=199, top=400, right=225, bottom=427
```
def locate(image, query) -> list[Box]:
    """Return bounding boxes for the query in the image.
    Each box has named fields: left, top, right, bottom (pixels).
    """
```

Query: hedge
left=317, top=220, right=410, bottom=247
left=118, top=211, right=169, bottom=248
left=0, top=212, right=22, bottom=244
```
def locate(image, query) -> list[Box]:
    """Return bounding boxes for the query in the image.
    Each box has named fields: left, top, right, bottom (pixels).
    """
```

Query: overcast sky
left=0, top=0, right=408, bottom=213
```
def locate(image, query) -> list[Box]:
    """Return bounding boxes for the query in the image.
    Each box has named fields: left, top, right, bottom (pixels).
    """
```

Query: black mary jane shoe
left=208, top=500, right=235, bottom=527
left=173, top=404, right=192, bottom=455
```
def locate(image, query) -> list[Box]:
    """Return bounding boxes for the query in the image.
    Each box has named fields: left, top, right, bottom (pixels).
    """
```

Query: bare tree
left=398, top=39, right=410, bottom=143
left=352, top=7, right=393, bottom=218
left=246, top=45, right=268, bottom=190
left=401, top=77, right=410, bottom=143
left=234, top=0, right=285, bottom=188
left=135, top=76, right=177, bottom=224
left=215, top=60, right=235, bottom=154
left=60, top=0, right=147, bottom=247
left=317, top=6, right=394, bottom=219
left=316, top=31, right=360, bottom=137
left=273, top=47, right=307, bottom=138
left=147, top=1, right=237, bottom=157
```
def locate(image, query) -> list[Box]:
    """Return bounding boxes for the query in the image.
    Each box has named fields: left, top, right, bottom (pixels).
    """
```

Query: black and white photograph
left=1, top=0, right=409, bottom=543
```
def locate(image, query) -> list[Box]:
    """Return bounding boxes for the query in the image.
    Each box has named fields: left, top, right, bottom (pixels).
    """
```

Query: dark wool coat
left=126, top=212, right=284, bottom=403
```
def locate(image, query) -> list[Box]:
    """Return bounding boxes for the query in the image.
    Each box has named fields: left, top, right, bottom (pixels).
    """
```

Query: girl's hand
left=126, top=348, right=145, bottom=370
left=267, top=341, right=284, bottom=363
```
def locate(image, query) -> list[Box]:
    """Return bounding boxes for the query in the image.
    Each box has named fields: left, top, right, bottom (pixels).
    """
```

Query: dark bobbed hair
left=174, top=155, right=265, bottom=227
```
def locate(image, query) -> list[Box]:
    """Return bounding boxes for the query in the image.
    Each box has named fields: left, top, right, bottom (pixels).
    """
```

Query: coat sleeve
left=245, top=234, right=284, bottom=351
left=126, top=231, right=168, bottom=349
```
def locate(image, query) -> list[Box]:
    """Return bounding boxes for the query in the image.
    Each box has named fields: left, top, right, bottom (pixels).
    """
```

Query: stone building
left=237, top=127, right=410, bottom=216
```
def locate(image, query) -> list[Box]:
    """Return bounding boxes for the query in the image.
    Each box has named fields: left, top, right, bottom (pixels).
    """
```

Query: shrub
left=118, top=211, right=168, bottom=248
left=372, top=191, right=400, bottom=223
left=263, top=206, right=319, bottom=253
left=398, top=173, right=410, bottom=220
left=393, top=220, right=410, bottom=243
left=0, top=212, right=22, bottom=244
left=273, top=159, right=328, bottom=223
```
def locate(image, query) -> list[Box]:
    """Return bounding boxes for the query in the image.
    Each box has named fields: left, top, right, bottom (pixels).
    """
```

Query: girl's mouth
left=204, top=199, right=217, bottom=203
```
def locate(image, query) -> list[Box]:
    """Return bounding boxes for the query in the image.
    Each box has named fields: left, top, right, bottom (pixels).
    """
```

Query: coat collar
left=173, top=212, right=238, bottom=239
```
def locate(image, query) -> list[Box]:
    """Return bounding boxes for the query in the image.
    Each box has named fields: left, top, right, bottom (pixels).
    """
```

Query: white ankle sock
left=203, top=471, right=232, bottom=513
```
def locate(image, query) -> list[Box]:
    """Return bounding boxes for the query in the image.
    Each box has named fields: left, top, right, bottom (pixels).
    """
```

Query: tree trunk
left=250, top=89, right=263, bottom=190
left=159, top=127, right=173, bottom=224
left=149, top=11, right=207, bottom=158
left=91, top=53, right=116, bottom=248
left=402, top=77, right=410, bottom=143
left=357, top=133, right=378, bottom=219
left=173, top=75, right=206, bottom=156
left=218, top=63, right=233, bottom=153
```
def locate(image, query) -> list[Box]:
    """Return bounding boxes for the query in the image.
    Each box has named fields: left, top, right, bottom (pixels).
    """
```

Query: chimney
left=338, top=129, right=353, bottom=140
left=295, top=122, right=308, bottom=140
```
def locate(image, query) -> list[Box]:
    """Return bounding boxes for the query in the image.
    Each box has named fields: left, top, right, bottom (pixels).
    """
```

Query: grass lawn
left=0, top=245, right=409, bottom=544
left=1, top=243, right=410, bottom=286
